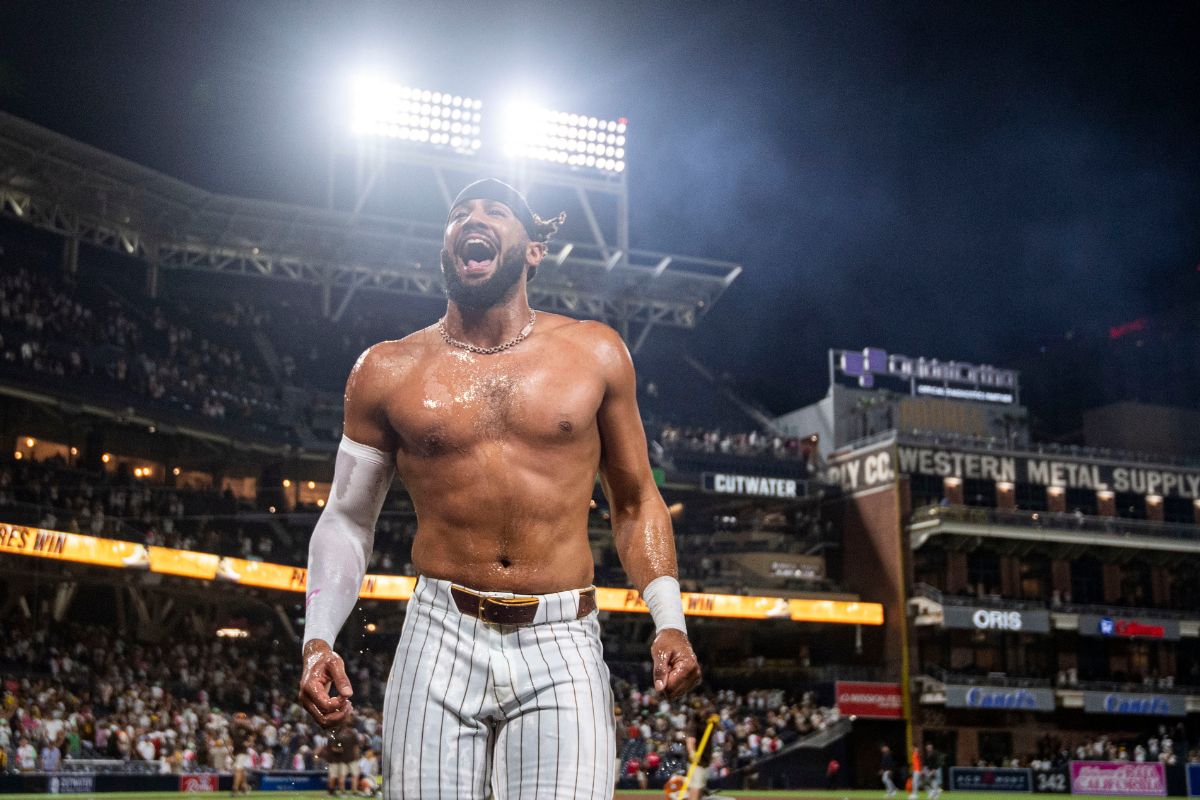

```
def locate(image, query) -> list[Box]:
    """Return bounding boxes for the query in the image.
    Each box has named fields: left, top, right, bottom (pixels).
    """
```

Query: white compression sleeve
left=303, top=435, right=395, bottom=648
left=642, top=575, right=687, bottom=635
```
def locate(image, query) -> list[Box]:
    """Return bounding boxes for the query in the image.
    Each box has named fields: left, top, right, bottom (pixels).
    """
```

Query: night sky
left=1, top=1, right=1197, bottom=418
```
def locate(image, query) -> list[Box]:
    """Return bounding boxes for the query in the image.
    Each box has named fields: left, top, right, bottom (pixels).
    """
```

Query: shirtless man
left=298, top=178, right=701, bottom=799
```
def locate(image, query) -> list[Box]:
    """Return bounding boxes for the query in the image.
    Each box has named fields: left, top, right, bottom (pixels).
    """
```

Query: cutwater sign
left=945, top=685, right=1055, bottom=712
left=702, top=472, right=800, bottom=498
left=1082, top=691, right=1186, bottom=717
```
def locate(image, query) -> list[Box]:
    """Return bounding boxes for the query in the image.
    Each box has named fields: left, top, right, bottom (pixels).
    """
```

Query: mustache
left=439, top=244, right=527, bottom=309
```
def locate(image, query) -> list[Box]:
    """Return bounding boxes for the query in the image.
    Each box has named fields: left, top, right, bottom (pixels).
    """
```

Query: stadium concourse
left=2, top=131, right=1200, bottom=797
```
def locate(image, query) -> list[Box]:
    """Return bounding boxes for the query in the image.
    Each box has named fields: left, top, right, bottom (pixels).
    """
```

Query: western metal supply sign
left=950, top=767, right=1033, bottom=793
left=1082, top=691, right=1187, bottom=717
left=826, top=446, right=897, bottom=493
left=942, top=605, right=1052, bottom=634
left=894, top=444, right=1200, bottom=500
left=702, top=472, right=800, bottom=498
left=944, top=685, right=1056, bottom=712
left=1069, top=762, right=1166, bottom=796
left=1078, top=613, right=1181, bottom=641
left=831, top=346, right=1019, bottom=404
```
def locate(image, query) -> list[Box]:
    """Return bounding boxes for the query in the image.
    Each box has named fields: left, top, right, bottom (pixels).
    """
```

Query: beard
left=440, top=243, right=527, bottom=309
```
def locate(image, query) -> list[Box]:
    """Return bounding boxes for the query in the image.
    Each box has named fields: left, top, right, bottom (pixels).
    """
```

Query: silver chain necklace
left=437, top=310, right=537, bottom=355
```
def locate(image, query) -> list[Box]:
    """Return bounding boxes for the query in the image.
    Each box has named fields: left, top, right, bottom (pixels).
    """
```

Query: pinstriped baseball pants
left=382, top=576, right=616, bottom=800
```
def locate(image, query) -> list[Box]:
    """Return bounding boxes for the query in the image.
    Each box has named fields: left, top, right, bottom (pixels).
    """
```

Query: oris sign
left=945, top=685, right=1056, bottom=712
left=942, top=605, right=1051, bottom=634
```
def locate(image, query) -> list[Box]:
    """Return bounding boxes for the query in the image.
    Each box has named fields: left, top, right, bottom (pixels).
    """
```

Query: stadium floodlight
left=349, top=74, right=482, bottom=154
left=501, top=100, right=627, bottom=174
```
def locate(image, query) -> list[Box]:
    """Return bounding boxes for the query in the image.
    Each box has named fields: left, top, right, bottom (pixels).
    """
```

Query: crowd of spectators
left=3, top=249, right=814, bottom=472
left=0, top=621, right=834, bottom=788
left=3, top=451, right=834, bottom=599
left=0, top=622, right=388, bottom=777
left=0, top=261, right=282, bottom=431
left=1025, top=726, right=1196, bottom=769
left=0, top=456, right=244, bottom=555
left=611, top=678, right=838, bottom=790
left=658, top=424, right=813, bottom=463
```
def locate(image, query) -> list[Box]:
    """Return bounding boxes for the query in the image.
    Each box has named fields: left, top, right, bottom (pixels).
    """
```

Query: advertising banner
left=949, top=767, right=1032, bottom=792
left=151, top=547, right=220, bottom=580
left=0, top=526, right=884, bottom=625
left=1078, top=614, right=1181, bottom=641
left=1032, top=767, right=1070, bottom=794
left=0, top=523, right=145, bottom=567
left=595, top=587, right=883, bottom=624
left=835, top=681, right=903, bottom=718
left=702, top=472, right=801, bottom=498
left=944, top=685, right=1056, bottom=712
left=825, top=445, right=897, bottom=493
left=832, top=346, right=1019, bottom=403
left=179, top=774, right=219, bottom=792
left=1186, top=763, right=1200, bottom=797
left=1069, top=761, right=1166, bottom=796
left=1082, top=691, right=1187, bottom=717
left=257, top=773, right=328, bottom=792
left=46, top=774, right=96, bottom=794
left=942, top=605, right=1051, bottom=634
left=893, top=445, right=1200, bottom=501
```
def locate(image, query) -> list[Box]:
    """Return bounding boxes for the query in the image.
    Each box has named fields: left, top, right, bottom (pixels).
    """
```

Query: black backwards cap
left=449, top=178, right=561, bottom=243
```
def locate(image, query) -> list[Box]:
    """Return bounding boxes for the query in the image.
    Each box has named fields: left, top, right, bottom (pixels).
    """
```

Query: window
left=1071, top=557, right=1103, bottom=605
left=1015, top=482, right=1047, bottom=511
left=978, top=731, right=1013, bottom=767
left=1019, top=559, right=1050, bottom=600
left=967, top=551, right=1001, bottom=596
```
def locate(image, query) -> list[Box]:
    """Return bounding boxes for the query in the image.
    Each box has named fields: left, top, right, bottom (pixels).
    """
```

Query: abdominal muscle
left=397, top=449, right=599, bottom=594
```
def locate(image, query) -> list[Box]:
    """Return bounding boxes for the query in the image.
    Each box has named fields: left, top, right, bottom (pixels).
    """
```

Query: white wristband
left=642, top=575, right=687, bottom=635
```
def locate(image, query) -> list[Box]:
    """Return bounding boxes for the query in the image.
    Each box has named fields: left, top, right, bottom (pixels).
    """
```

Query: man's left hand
left=651, top=629, right=701, bottom=699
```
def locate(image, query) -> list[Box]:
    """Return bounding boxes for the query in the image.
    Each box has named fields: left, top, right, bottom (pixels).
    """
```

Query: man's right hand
left=299, top=639, right=354, bottom=729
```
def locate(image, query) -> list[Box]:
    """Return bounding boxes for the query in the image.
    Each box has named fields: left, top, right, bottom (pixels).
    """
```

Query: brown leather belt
left=450, top=585, right=597, bottom=625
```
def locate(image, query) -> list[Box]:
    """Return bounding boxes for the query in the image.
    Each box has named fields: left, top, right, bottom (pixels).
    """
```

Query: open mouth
left=458, top=235, right=498, bottom=272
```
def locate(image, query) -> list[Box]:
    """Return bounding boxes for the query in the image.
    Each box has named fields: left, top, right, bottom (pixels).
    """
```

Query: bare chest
left=388, top=354, right=603, bottom=457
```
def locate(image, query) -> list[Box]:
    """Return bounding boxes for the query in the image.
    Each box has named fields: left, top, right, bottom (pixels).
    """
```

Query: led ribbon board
left=0, top=523, right=881, bottom=625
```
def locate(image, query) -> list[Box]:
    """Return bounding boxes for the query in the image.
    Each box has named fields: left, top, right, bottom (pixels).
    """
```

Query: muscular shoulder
left=540, top=314, right=632, bottom=379
left=344, top=329, right=435, bottom=447
left=346, top=329, right=434, bottom=396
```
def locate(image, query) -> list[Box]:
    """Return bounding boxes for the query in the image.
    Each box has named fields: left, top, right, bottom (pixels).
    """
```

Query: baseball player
left=880, top=744, right=897, bottom=798
left=299, top=178, right=702, bottom=799
left=922, top=743, right=944, bottom=800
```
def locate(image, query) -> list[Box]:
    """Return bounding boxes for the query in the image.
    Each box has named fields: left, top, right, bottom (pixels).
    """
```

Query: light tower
left=325, top=76, right=739, bottom=349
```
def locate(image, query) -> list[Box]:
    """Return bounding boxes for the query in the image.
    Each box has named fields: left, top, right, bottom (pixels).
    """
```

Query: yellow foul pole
left=678, top=714, right=720, bottom=797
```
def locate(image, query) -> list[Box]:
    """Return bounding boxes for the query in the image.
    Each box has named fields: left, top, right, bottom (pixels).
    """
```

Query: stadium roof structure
left=0, top=111, right=742, bottom=350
